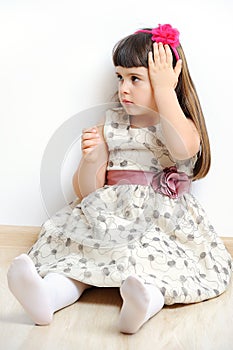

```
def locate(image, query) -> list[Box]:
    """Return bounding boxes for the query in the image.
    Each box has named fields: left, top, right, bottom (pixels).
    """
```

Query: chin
left=122, top=104, right=149, bottom=116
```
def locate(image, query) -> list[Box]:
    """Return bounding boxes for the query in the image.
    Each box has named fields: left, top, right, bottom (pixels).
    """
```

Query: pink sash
left=106, top=166, right=191, bottom=199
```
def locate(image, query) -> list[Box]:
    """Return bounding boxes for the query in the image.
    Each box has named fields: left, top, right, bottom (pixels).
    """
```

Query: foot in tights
left=7, top=254, right=89, bottom=325
left=119, top=275, right=164, bottom=334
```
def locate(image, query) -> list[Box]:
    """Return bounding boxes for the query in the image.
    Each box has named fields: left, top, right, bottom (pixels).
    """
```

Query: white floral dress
left=28, top=108, right=232, bottom=305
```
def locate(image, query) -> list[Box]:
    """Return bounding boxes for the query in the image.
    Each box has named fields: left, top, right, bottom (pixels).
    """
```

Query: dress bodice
left=104, top=108, right=197, bottom=177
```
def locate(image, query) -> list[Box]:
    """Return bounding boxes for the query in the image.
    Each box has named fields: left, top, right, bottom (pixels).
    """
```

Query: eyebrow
left=115, top=71, right=144, bottom=77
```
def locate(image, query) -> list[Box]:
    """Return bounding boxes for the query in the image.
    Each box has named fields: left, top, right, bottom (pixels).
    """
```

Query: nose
left=119, top=79, right=130, bottom=94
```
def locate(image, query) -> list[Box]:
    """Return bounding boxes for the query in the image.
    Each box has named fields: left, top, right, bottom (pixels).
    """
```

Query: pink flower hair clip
left=135, top=24, right=180, bottom=60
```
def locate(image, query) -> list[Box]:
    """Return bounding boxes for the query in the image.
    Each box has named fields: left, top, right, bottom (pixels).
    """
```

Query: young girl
left=7, top=23, right=232, bottom=334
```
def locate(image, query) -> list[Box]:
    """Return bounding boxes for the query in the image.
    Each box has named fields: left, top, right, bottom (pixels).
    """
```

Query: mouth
left=122, top=99, right=133, bottom=105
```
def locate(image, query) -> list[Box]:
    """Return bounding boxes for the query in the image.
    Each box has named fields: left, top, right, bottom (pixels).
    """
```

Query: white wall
left=0, top=0, right=232, bottom=236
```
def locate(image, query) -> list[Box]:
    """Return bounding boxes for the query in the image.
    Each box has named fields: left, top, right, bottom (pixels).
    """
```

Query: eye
left=131, top=76, right=140, bottom=82
left=116, top=74, right=123, bottom=81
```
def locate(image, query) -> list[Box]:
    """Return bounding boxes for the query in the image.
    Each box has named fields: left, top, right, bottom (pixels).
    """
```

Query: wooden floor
left=1, top=225, right=233, bottom=350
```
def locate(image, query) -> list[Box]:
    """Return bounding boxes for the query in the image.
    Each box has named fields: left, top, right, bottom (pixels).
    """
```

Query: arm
left=148, top=42, right=200, bottom=160
left=72, top=124, right=109, bottom=200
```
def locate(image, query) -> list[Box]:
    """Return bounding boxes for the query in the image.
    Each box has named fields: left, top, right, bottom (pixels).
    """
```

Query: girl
left=7, top=23, right=232, bottom=334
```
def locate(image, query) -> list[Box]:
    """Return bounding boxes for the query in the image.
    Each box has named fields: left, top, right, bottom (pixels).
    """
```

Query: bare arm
left=148, top=42, right=200, bottom=160
left=72, top=124, right=108, bottom=200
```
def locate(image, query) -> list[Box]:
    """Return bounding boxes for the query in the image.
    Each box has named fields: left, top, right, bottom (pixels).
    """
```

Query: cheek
left=140, top=89, right=153, bottom=104
left=141, top=90, right=157, bottom=109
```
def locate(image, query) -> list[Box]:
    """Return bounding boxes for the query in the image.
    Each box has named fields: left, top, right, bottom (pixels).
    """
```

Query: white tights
left=7, top=254, right=164, bottom=333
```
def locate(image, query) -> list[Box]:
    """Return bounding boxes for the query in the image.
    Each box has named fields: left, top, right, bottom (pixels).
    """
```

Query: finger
left=82, top=138, right=100, bottom=149
left=152, top=42, right=160, bottom=64
left=148, top=51, right=154, bottom=66
left=81, top=135, right=101, bottom=145
left=174, top=59, right=182, bottom=78
left=82, top=137, right=99, bottom=148
left=82, top=131, right=100, bottom=141
left=158, top=42, right=166, bottom=64
left=82, top=126, right=98, bottom=134
left=82, top=126, right=100, bottom=138
left=82, top=147, right=95, bottom=155
left=164, top=44, right=173, bottom=66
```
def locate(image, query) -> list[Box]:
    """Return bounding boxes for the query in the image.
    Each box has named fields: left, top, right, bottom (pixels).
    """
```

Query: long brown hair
left=112, top=30, right=211, bottom=180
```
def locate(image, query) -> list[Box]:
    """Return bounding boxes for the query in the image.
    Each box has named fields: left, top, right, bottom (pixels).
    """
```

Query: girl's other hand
left=148, top=42, right=182, bottom=90
left=81, top=127, right=101, bottom=155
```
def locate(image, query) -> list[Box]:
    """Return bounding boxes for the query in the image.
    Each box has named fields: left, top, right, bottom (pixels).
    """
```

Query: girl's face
left=115, top=66, right=158, bottom=116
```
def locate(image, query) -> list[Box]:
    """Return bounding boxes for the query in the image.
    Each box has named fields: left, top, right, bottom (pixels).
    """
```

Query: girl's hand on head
left=81, top=127, right=102, bottom=156
left=148, top=42, right=182, bottom=90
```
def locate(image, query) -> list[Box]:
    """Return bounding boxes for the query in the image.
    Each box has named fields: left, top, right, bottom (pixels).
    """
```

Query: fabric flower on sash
left=151, top=166, right=191, bottom=199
